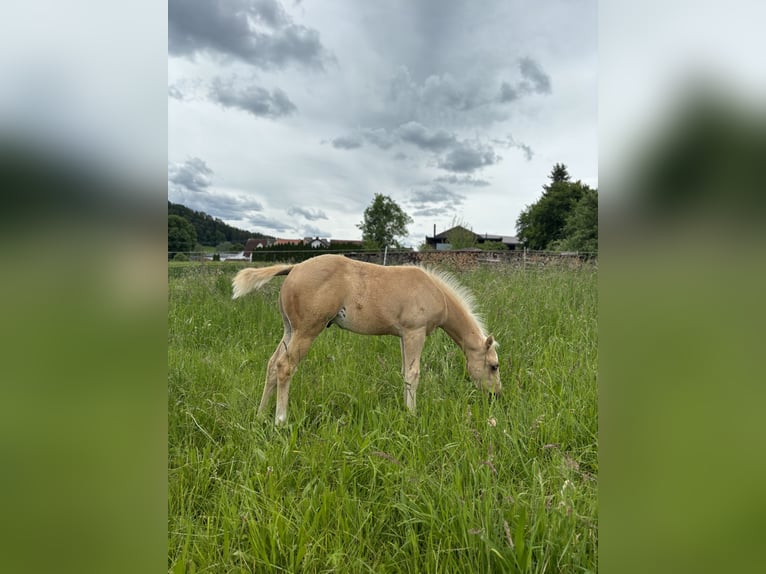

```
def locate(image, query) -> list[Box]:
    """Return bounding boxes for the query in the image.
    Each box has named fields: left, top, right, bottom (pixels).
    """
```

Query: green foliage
left=168, top=201, right=271, bottom=246
left=357, top=194, right=413, bottom=249
left=446, top=225, right=478, bottom=249
left=516, top=164, right=598, bottom=252
left=560, top=187, right=598, bottom=252
left=215, top=241, right=245, bottom=252
left=168, top=264, right=598, bottom=572
left=478, top=240, right=506, bottom=251
left=172, top=252, right=189, bottom=262
left=417, top=241, right=434, bottom=251
left=168, top=215, right=197, bottom=255
left=549, top=162, right=571, bottom=184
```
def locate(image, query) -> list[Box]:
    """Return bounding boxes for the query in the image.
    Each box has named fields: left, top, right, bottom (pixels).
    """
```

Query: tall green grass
left=168, top=262, right=597, bottom=573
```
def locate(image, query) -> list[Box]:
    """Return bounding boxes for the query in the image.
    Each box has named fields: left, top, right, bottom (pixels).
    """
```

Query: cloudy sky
left=168, top=0, right=597, bottom=246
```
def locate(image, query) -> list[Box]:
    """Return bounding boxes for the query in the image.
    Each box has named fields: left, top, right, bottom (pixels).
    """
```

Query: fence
left=168, top=248, right=597, bottom=271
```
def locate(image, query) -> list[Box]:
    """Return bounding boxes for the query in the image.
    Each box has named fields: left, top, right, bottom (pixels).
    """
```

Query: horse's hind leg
left=274, top=332, right=317, bottom=426
left=258, top=335, right=287, bottom=416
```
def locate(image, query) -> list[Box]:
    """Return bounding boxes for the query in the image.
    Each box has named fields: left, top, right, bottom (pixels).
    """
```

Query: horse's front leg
left=400, top=329, right=427, bottom=412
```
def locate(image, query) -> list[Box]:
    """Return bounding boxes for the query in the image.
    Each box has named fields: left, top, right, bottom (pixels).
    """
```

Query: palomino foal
left=232, top=254, right=501, bottom=426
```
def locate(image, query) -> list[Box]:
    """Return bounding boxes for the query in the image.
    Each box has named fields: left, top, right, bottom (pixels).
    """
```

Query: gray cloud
left=209, top=77, right=297, bottom=118
left=361, top=127, right=397, bottom=150
left=396, top=121, right=457, bottom=152
left=168, top=78, right=207, bottom=102
left=410, top=184, right=465, bottom=207
left=168, top=0, right=328, bottom=70
left=519, top=57, right=552, bottom=94
left=168, top=84, right=185, bottom=100
left=413, top=206, right=453, bottom=217
left=202, top=194, right=265, bottom=219
left=302, top=224, right=331, bottom=237
left=287, top=206, right=328, bottom=220
left=386, top=66, right=490, bottom=120
left=517, top=143, right=534, bottom=161
left=491, top=134, right=534, bottom=161
left=434, top=174, right=491, bottom=187
left=420, top=73, right=478, bottom=111
left=498, top=57, right=552, bottom=103
left=243, top=214, right=294, bottom=233
left=330, top=119, right=509, bottom=174
left=168, top=157, right=213, bottom=193
left=332, top=126, right=401, bottom=151
left=438, top=142, right=500, bottom=173
left=498, top=81, right=520, bottom=103
left=168, top=158, right=269, bottom=226
left=331, top=134, right=363, bottom=149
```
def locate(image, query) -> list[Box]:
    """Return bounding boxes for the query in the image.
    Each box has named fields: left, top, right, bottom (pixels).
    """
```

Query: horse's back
left=280, top=255, right=445, bottom=336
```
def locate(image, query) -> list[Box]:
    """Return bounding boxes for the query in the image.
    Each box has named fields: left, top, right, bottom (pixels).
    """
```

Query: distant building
left=425, top=226, right=521, bottom=250
left=304, top=237, right=330, bottom=248
left=243, top=237, right=274, bottom=257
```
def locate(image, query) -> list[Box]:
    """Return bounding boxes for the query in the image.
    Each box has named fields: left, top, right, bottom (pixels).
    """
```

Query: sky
left=168, top=0, right=597, bottom=247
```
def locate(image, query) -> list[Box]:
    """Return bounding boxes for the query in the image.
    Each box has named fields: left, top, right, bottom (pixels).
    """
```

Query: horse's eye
left=490, top=364, right=499, bottom=372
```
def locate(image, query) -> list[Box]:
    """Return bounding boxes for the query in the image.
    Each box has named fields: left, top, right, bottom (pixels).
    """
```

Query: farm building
left=425, top=226, right=521, bottom=250
left=304, top=237, right=330, bottom=248
left=243, top=237, right=274, bottom=253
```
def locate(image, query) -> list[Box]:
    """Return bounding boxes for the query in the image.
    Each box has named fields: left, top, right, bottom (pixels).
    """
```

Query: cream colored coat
left=233, top=254, right=500, bottom=426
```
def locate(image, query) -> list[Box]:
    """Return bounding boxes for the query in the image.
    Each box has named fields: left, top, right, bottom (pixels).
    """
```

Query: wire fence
left=167, top=248, right=597, bottom=276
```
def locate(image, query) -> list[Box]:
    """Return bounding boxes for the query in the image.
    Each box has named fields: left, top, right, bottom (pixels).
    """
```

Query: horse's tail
left=232, top=264, right=294, bottom=299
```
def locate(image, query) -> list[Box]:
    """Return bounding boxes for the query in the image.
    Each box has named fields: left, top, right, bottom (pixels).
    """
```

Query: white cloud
left=168, top=0, right=597, bottom=245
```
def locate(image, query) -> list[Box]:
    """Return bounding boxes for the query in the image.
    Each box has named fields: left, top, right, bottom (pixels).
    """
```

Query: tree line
left=169, top=162, right=597, bottom=258
left=168, top=201, right=268, bottom=247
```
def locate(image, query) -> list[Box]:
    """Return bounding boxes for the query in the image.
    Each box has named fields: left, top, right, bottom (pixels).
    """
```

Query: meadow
left=168, top=260, right=598, bottom=573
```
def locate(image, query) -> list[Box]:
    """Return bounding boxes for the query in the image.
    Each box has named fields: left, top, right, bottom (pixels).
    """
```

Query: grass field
left=168, top=261, right=598, bottom=573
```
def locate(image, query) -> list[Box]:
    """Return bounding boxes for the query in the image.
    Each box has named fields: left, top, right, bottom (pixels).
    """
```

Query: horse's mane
left=416, top=265, right=490, bottom=338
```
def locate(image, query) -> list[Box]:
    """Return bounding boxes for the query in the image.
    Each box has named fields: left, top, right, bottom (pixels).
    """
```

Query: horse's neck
left=441, top=293, right=484, bottom=353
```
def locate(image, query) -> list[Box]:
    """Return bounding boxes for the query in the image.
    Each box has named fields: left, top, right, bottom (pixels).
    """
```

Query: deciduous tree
left=357, top=194, right=413, bottom=248
left=168, top=214, right=197, bottom=256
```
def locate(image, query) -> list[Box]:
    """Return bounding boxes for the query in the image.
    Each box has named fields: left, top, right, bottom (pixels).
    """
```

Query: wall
left=345, top=249, right=596, bottom=270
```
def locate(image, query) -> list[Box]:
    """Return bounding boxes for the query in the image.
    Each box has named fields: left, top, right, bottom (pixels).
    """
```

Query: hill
left=168, top=201, right=273, bottom=246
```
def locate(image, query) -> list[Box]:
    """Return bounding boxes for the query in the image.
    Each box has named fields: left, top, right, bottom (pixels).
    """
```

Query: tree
left=168, top=215, right=197, bottom=256
left=559, top=187, right=598, bottom=252
left=441, top=216, right=477, bottom=250
left=516, top=164, right=597, bottom=251
left=357, top=194, right=413, bottom=249
left=549, top=162, right=571, bottom=184
left=446, top=226, right=478, bottom=249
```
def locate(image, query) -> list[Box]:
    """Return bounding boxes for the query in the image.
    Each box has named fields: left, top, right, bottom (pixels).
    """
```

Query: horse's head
left=467, top=335, right=502, bottom=396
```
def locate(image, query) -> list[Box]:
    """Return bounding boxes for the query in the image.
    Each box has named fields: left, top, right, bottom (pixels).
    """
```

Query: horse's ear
left=485, top=335, right=494, bottom=350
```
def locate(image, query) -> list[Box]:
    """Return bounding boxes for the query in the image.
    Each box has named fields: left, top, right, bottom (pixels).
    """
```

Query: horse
left=232, top=254, right=501, bottom=426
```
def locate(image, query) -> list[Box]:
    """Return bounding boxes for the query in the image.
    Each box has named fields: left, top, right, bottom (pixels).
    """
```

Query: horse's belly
left=331, top=305, right=398, bottom=336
